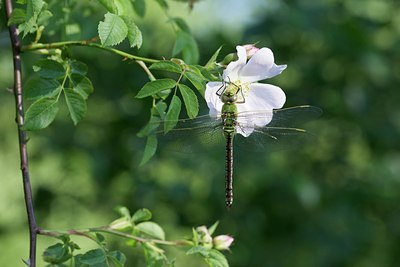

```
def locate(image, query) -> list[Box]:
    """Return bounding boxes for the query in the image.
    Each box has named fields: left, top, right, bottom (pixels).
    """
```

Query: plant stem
left=21, top=41, right=159, bottom=64
left=38, top=227, right=193, bottom=247
left=5, top=1, right=38, bottom=266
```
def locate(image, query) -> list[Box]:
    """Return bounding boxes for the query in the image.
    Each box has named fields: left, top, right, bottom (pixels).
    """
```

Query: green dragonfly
left=150, top=89, right=322, bottom=208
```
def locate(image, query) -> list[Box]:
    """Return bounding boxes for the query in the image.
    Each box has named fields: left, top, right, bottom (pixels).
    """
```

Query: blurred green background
left=1, top=0, right=400, bottom=266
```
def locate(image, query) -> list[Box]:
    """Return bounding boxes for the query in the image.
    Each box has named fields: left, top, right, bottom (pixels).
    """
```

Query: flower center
left=224, top=80, right=250, bottom=103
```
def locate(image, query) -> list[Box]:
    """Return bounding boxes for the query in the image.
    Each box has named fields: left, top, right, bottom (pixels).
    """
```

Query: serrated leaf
left=205, top=45, right=223, bottom=69
left=139, top=135, right=157, bottom=166
left=69, top=74, right=94, bottom=100
left=132, top=208, right=152, bottom=223
left=170, top=17, right=190, bottom=33
left=98, top=12, right=128, bottom=46
left=121, top=16, right=142, bottom=48
left=64, top=90, right=86, bottom=125
left=79, top=249, right=107, bottom=265
left=33, top=59, right=65, bottom=79
left=136, top=79, right=176, bottom=98
left=149, top=61, right=181, bottom=73
left=186, top=246, right=210, bottom=256
left=37, top=9, right=52, bottom=25
left=107, top=251, right=126, bottom=267
left=42, top=243, right=71, bottom=264
left=164, top=95, right=181, bottom=133
left=132, top=0, right=146, bottom=17
left=172, top=31, right=187, bottom=56
left=69, top=60, right=88, bottom=75
left=24, top=76, right=61, bottom=100
left=97, top=0, right=118, bottom=13
left=172, top=31, right=199, bottom=64
left=182, top=35, right=199, bottom=64
left=184, top=71, right=206, bottom=96
left=136, top=222, right=166, bottom=240
left=7, top=8, right=26, bottom=26
left=178, top=84, right=198, bottom=118
left=23, top=98, right=59, bottom=130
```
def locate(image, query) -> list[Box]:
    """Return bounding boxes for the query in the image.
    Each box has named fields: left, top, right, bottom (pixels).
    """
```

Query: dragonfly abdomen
left=225, top=133, right=233, bottom=208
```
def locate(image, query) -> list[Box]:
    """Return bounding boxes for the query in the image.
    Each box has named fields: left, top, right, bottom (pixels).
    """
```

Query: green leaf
left=170, top=17, right=190, bottom=33
left=107, top=251, right=126, bottom=267
left=95, top=233, right=106, bottom=244
left=69, top=61, right=88, bottom=75
left=132, top=0, right=146, bottom=17
left=69, top=74, right=94, bottom=100
left=154, top=0, right=168, bottom=9
left=205, top=45, right=223, bottom=69
left=79, top=249, right=107, bottom=265
left=115, top=206, right=131, bottom=218
left=184, top=71, right=206, bottom=96
left=205, top=249, right=229, bottom=267
left=7, top=8, right=26, bottom=26
left=132, top=208, right=152, bottom=223
left=24, top=76, right=61, bottom=100
left=172, top=31, right=199, bottom=64
left=64, top=90, right=87, bottom=125
left=42, top=243, right=71, bottom=264
left=178, top=84, right=198, bottom=118
left=97, top=0, right=118, bottom=13
left=172, top=31, right=187, bottom=56
left=186, top=246, right=210, bottom=257
left=182, top=35, right=199, bottom=64
left=154, top=101, right=167, bottom=119
left=135, top=79, right=176, bottom=98
left=121, top=16, right=142, bottom=48
left=164, top=95, right=181, bottom=133
left=136, top=221, right=166, bottom=240
left=33, top=59, right=65, bottom=79
left=98, top=12, right=128, bottom=46
left=149, top=61, right=182, bottom=73
left=139, top=135, right=157, bottom=166
left=137, top=115, right=160, bottom=138
left=23, top=98, right=59, bottom=130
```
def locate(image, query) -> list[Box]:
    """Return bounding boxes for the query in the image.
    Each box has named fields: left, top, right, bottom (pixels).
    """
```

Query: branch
left=38, top=227, right=193, bottom=247
left=21, top=41, right=159, bottom=64
left=5, top=0, right=38, bottom=266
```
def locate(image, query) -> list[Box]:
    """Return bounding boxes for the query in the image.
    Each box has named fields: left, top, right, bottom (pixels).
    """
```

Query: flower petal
left=239, top=48, right=286, bottom=83
left=205, top=82, right=224, bottom=116
left=222, top=46, right=247, bottom=82
left=234, top=83, right=286, bottom=137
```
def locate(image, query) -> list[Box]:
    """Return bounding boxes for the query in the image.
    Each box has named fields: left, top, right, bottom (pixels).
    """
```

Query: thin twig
left=5, top=1, right=38, bottom=266
left=21, top=41, right=159, bottom=64
left=38, top=227, right=193, bottom=247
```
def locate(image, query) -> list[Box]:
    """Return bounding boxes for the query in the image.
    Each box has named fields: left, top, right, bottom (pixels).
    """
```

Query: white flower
left=205, top=45, right=287, bottom=137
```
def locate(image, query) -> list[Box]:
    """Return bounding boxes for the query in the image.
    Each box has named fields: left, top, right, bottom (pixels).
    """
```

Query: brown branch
left=5, top=1, right=39, bottom=266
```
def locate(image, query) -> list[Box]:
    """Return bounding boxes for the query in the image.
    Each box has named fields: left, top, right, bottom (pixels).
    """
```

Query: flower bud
left=243, top=44, right=260, bottom=58
left=196, top=226, right=213, bottom=244
left=213, top=235, right=234, bottom=250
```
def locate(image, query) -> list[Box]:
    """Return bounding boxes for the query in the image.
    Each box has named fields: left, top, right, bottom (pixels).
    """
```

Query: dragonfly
left=151, top=86, right=322, bottom=208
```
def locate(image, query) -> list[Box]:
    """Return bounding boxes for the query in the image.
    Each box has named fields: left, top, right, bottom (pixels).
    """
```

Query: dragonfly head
left=221, top=91, right=238, bottom=103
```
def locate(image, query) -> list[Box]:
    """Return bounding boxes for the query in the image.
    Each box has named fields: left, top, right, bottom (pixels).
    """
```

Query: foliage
left=41, top=207, right=230, bottom=267
left=2, top=0, right=400, bottom=267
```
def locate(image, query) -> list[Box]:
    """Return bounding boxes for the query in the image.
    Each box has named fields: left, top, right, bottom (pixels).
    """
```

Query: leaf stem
left=21, top=41, right=159, bottom=64
left=5, top=1, right=39, bottom=266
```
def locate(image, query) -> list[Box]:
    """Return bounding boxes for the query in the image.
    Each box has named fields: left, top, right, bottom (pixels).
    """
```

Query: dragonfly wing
left=154, top=115, right=226, bottom=154
left=233, top=105, right=321, bottom=152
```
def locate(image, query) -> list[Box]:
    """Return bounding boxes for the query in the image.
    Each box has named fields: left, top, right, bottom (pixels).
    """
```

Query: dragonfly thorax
left=221, top=92, right=238, bottom=103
